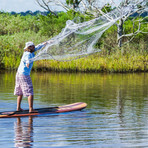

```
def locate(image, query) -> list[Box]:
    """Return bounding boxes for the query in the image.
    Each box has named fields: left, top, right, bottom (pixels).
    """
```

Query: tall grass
left=0, top=12, right=147, bottom=73
left=0, top=31, right=48, bottom=69
left=33, top=49, right=148, bottom=72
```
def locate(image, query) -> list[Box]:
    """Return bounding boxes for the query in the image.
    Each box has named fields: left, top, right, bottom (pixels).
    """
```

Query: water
left=0, top=71, right=148, bottom=147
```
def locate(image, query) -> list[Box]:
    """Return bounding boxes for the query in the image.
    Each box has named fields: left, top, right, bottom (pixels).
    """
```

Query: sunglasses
left=29, top=45, right=35, bottom=48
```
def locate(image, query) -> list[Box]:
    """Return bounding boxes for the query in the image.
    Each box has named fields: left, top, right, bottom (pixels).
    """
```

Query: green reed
left=0, top=12, right=147, bottom=73
left=1, top=30, right=147, bottom=73
left=1, top=47, right=148, bottom=73
left=33, top=50, right=148, bottom=73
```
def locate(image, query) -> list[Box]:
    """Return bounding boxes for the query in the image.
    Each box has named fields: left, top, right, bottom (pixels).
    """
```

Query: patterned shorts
left=14, top=73, right=34, bottom=97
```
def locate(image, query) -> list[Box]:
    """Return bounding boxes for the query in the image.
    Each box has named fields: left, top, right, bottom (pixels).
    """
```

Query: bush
left=0, top=11, right=147, bottom=72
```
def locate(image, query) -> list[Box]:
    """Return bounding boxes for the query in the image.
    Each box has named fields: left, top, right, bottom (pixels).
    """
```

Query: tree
left=66, top=0, right=82, bottom=10
left=36, top=0, right=78, bottom=12
left=36, top=0, right=148, bottom=47
left=36, top=0, right=58, bottom=16
left=80, top=0, right=148, bottom=47
left=36, top=0, right=100, bottom=13
left=115, top=0, right=148, bottom=47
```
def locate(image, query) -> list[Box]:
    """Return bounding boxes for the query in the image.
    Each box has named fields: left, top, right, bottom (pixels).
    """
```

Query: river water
left=0, top=71, right=148, bottom=147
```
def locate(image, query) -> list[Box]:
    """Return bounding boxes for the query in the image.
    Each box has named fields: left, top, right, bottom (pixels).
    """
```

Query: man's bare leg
left=28, top=95, right=37, bottom=113
left=17, top=95, right=23, bottom=111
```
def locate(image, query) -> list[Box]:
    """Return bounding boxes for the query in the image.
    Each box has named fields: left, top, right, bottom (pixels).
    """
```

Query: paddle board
left=0, top=102, right=87, bottom=118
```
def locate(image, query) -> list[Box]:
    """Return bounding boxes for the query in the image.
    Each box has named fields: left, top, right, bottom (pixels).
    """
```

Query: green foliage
left=66, top=0, right=81, bottom=9
left=33, top=51, right=148, bottom=73
left=0, top=13, right=39, bottom=35
left=38, top=10, right=90, bottom=37
left=0, top=31, right=48, bottom=69
left=38, top=12, right=73, bottom=37
left=101, top=4, right=112, bottom=13
left=97, top=17, right=148, bottom=53
left=0, top=11, right=147, bottom=72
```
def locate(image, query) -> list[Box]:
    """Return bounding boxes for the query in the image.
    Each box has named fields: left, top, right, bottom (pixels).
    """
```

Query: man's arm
left=35, top=42, right=48, bottom=52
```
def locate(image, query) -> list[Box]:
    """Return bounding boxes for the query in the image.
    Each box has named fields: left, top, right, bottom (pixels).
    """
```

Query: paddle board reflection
left=14, top=116, right=33, bottom=148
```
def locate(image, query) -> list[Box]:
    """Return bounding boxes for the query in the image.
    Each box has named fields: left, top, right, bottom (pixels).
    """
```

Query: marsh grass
left=33, top=49, right=148, bottom=73
left=0, top=12, right=147, bottom=73
left=2, top=37, right=147, bottom=72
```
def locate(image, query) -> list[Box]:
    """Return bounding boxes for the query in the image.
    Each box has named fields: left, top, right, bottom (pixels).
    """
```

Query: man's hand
left=26, top=63, right=29, bottom=68
left=47, top=40, right=54, bottom=44
left=43, top=41, right=48, bottom=46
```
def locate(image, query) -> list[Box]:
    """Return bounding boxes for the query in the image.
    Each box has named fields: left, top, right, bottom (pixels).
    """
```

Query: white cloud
left=0, top=0, right=45, bottom=12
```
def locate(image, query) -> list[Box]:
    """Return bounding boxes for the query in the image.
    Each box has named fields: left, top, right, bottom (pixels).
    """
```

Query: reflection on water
left=14, top=117, right=33, bottom=148
left=0, top=71, right=148, bottom=147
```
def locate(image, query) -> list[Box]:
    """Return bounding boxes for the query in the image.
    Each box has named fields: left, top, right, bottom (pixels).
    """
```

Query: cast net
left=30, top=4, right=138, bottom=62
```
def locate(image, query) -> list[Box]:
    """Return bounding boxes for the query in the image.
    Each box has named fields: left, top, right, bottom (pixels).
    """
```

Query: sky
left=0, top=0, right=122, bottom=13
left=0, top=0, right=62, bottom=12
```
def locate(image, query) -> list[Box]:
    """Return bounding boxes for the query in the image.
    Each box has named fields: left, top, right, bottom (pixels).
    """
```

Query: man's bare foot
left=17, top=108, right=23, bottom=112
left=29, top=109, right=38, bottom=113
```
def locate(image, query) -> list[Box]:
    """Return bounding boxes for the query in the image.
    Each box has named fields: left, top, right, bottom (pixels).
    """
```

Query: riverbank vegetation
left=0, top=11, right=147, bottom=72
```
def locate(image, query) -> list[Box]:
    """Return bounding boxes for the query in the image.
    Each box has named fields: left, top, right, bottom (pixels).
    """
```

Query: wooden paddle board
left=0, top=102, right=87, bottom=118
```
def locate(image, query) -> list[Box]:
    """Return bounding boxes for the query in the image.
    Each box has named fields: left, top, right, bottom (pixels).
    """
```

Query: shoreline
left=1, top=54, right=148, bottom=73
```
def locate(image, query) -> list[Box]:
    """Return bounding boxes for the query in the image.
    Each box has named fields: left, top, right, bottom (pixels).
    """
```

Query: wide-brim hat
left=24, top=41, right=35, bottom=49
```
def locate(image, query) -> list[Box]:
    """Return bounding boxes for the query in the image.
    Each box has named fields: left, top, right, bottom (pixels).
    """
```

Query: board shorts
left=14, top=73, right=34, bottom=97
